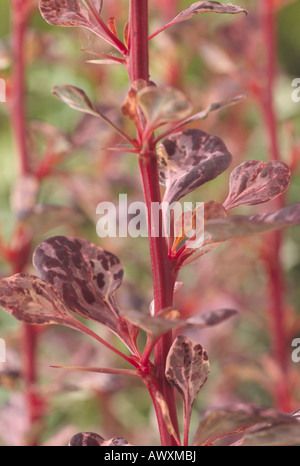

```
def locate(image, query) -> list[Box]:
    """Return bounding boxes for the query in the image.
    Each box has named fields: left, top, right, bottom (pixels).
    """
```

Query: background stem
left=260, top=0, right=291, bottom=411
left=10, top=3, right=43, bottom=444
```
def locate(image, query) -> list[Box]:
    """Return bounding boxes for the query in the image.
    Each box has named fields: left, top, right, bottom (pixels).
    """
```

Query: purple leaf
left=159, top=129, right=232, bottom=205
left=39, top=0, right=106, bottom=39
left=68, top=432, right=131, bottom=446
left=169, top=1, right=247, bottom=25
left=32, top=236, right=123, bottom=332
left=68, top=432, right=105, bottom=446
left=122, top=308, right=237, bottom=339
left=136, top=86, right=193, bottom=130
left=150, top=1, right=247, bottom=39
left=193, top=404, right=300, bottom=446
left=166, top=335, right=210, bottom=433
left=0, top=273, right=89, bottom=333
left=223, top=160, right=291, bottom=210
left=183, top=204, right=300, bottom=266
left=238, top=421, right=300, bottom=447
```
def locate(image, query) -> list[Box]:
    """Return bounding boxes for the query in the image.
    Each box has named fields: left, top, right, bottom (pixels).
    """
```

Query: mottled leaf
left=137, top=86, right=193, bottom=130
left=32, top=236, right=126, bottom=337
left=69, top=432, right=105, bottom=446
left=206, top=203, right=300, bottom=243
left=239, top=422, right=300, bottom=447
left=68, top=431, right=131, bottom=446
left=0, top=273, right=88, bottom=333
left=166, top=335, right=210, bottom=433
left=102, top=437, right=131, bottom=446
left=182, top=203, right=300, bottom=267
left=159, top=129, right=232, bottom=205
left=122, top=308, right=237, bottom=340
left=39, top=0, right=106, bottom=38
left=150, top=1, right=247, bottom=39
left=223, top=160, right=291, bottom=211
left=193, top=405, right=300, bottom=446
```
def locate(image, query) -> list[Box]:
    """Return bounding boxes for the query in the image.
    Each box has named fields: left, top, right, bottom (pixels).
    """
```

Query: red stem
left=128, top=0, right=180, bottom=445
left=10, top=3, right=44, bottom=443
left=260, top=0, right=291, bottom=411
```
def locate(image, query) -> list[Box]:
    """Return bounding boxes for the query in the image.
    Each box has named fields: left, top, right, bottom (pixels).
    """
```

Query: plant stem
left=260, top=0, right=291, bottom=411
left=128, top=0, right=180, bottom=445
left=10, top=3, right=43, bottom=444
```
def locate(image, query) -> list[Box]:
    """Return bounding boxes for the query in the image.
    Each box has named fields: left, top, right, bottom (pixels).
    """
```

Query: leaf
left=101, top=437, right=131, bottom=446
left=39, top=0, right=105, bottom=38
left=182, top=203, right=300, bottom=267
left=154, top=391, right=180, bottom=444
left=166, top=335, right=210, bottom=431
left=239, top=422, right=300, bottom=447
left=206, top=203, right=300, bottom=243
left=69, top=432, right=105, bottom=446
left=168, top=1, right=247, bottom=25
left=172, top=201, right=227, bottom=252
left=193, top=405, right=300, bottom=446
left=159, top=129, right=232, bottom=205
left=150, top=1, right=247, bottom=39
left=137, top=86, right=193, bottom=130
left=32, top=236, right=124, bottom=335
left=122, top=308, right=238, bottom=340
left=0, top=273, right=88, bottom=333
left=223, top=160, right=291, bottom=211
left=53, top=85, right=132, bottom=143
left=52, top=85, right=99, bottom=117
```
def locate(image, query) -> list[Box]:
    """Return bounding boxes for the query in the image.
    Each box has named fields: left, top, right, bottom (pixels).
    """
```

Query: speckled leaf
left=32, top=236, right=124, bottom=334
left=170, top=1, right=247, bottom=26
left=159, top=129, right=232, bottom=205
left=69, top=432, right=105, bottom=446
left=39, top=0, right=105, bottom=37
left=102, top=437, right=131, bottom=446
left=182, top=203, right=300, bottom=267
left=239, top=422, right=300, bottom=447
left=0, top=273, right=88, bottom=332
left=193, top=405, right=300, bottom=446
left=137, top=86, right=192, bottom=130
left=223, top=160, right=291, bottom=211
left=150, top=1, right=247, bottom=39
left=122, top=308, right=237, bottom=339
left=166, top=335, right=210, bottom=430
left=205, top=203, right=300, bottom=243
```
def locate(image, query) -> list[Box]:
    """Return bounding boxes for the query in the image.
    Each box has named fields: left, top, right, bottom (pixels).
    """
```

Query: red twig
left=9, top=2, right=44, bottom=444
left=128, top=0, right=180, bottom=446
left=259, top=0, right=291, bottom=412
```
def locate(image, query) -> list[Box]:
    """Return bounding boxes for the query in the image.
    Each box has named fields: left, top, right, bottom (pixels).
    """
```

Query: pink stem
left=128, top=0, right=180, bottom=446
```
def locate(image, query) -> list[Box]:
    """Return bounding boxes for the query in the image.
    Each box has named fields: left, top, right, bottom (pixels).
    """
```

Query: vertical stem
left=260, top=0, right=291, bottom=411
left=10, top=3, right=42, bottom=443
left=129, top=0, right=180, bottom=445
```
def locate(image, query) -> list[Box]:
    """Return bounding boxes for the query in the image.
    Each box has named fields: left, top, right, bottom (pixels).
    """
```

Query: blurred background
left=0, top=0, right=300, bottom=446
